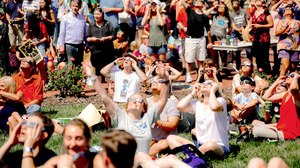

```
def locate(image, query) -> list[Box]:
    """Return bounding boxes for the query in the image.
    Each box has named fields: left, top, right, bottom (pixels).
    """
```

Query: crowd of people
left=1, top=0, right=300, bottom=167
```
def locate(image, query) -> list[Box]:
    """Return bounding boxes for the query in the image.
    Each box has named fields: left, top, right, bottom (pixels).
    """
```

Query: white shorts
left=184, top=37, right=207, bottom=63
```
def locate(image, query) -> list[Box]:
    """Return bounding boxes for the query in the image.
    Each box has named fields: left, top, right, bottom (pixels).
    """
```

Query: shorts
left=148, top=45, right=167, bottom=55
left=278, top=50, right=299, bottom=62
left=180, top=38, right=185, bottom=59
left=136, top=16, right=144, bottom=29
left=185, top=37, right=206, bottom=63
left=195, top=140, right=230, bottom=155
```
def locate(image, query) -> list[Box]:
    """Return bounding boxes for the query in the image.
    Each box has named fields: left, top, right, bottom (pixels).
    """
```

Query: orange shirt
left=12, top=72, right=43, bottom=105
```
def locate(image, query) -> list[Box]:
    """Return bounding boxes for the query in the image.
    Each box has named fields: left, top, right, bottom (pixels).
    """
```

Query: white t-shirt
left=191, top=97, right=229, bottom=151
left=111, top=71, right=141, bottom=103
left=114, top=104, right=158, bottom=153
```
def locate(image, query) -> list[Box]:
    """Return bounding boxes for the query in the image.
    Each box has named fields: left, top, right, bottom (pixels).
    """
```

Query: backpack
left=170, top=144, right=207, bottom=168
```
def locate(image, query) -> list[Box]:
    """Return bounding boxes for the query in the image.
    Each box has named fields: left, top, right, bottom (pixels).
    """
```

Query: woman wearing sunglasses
left=252, top=72, right=300, bottom=141
left=166, top=80, right=230, bottom=158
left=232, top=58, right=268, bottom=97
left=83, top=61, right=169, bottom=154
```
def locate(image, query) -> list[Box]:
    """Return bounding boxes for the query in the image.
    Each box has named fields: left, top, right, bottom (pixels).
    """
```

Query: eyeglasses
left=240, top=80, right=252, bottom=85
left=280, top=82, right=288, bottom=88
left=241, top=64, right=251, bottom=67
left=22, top=58, right=34, bottom=66
left=201, top=81, right=212, bottom=85
left=151, top=79, right=169, bottom=84
left=128, top=97, right=144, bottom=103
left=287, top=73, right=295, bottom=78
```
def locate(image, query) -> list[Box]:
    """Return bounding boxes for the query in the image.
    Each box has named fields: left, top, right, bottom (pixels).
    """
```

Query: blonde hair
left=0, top=76, right=16, bottom=93
left=130, top=41, right=139, bottom=51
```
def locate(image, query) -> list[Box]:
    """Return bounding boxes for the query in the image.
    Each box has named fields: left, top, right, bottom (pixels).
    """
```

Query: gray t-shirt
left=211, top=15, right=230, bottom=38
left=229, top=9, right=248, bottom=28
left=147, top=98, right=180, bottom=141
left=114, top=104, right=158, bottom=153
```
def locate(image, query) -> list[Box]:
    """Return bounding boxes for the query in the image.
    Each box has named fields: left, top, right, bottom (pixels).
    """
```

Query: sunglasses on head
left=201, top=81, right=212, bottom=85
left=22, top=58, right=34, bottom=66
left=128, top=97, right=144, bottom=103
left=240, top=80, right=252, bottom=85
left=287, top=73, right=295, bottom=78
left=151, top=79, right=169, bottom=84
left=241, top=64, right=251, bottom=67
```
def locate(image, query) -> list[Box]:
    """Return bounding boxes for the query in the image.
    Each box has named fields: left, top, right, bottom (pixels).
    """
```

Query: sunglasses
left=21, top=121, right=46, bottom=131
left=201, top=81, right=212, bottom=85
left=22, top=58, right=34, bottom=66
left=241, top=64, right=251, bottom=67
left=240, top=80, right=252, bottom=85
left=151, top=79, right=169, bottom=84
left=280, top=82, right=288, bottom=88
left=128, top=97, right=144, bottom=103
left=287, top=73, right=295, bottom=78
left=124, top=57, right=132, bottom=61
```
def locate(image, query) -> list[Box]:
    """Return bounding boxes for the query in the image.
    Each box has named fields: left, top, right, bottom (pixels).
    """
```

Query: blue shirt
left=58, top=12, right=86, bottom=45
left=100, top=0, right=124, bottom=28
left=6, top=0, right=23, bottom=20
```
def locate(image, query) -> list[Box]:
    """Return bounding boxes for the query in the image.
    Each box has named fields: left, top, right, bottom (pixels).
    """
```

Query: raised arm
left=131, top=58, right=147, bottom=83
left=82, top=62, right=116, bottom=118
left=155, top=80, right=169, bottom=113
left=176, top=83, right=201, bottom=113
left=100, top=57, right=123, bottom=78
left=262, top=76, right=286, bottom=103
left=209, top=82, right=223, bottom=112
left=289, top=73, right=300, bottom=102
left=0, top=90, right=23, bottom=102
left=141, top=4, right=151, bottom=26
left=168, top=66, right=182, bottom=82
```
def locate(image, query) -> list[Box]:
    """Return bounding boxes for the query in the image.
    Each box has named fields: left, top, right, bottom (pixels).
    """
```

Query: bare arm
left=124, top=0, right=135, bottom=15
left=209, top=82, right=223, bottom=112
left=0, top=90, right=23, bottom=102
left=156, top=82, right=169, bottom=113
left=141, top=5, right=151, bottom=26
left=271, top=0, right=283, bottom=12
left=176, top=84, right=201, bottom=113
left=156, top=116, right=180, bottom=131
left=82, top=62, right=116, bottom=118
left=168, top=66, right=182, bottom=81
left=289, top=74, right=300, bottom=102
left=131, top=60, right=147, bottom=83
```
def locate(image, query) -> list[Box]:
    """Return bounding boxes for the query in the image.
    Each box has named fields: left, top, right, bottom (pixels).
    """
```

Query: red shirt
left=134, top=0, right=146, bottom=17
left=177, top=7, right=188, bottom=38
left=277, top=93, right=300, bottom=140
left=12, top=72, right=43, bottom=105
left=25, top=22, right=48, bottom=41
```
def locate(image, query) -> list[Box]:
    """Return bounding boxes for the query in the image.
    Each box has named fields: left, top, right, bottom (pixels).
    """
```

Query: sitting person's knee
left=247, top=157, right=266, bottom=168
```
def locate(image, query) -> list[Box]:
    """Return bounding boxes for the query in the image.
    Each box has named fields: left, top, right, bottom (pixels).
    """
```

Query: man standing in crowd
left=100, top=0, right=124, bottom=32
left=6, top=0, right=24, bottom=52
left=181, top=0, right=213, bottom=83
left=229, top=0, right=249, bottom=68
left=58, top=0, right=86, bottom=66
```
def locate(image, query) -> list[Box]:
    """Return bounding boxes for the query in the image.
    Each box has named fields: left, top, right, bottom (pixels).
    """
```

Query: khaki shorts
left=184, top=37, right=207, bottom=63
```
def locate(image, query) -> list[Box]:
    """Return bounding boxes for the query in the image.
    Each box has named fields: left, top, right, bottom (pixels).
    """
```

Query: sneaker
left=185, top=74, right=192, bottom=83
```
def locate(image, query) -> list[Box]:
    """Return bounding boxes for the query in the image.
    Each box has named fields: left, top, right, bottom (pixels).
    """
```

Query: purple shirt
left=58, top=12, right=86, bottom=45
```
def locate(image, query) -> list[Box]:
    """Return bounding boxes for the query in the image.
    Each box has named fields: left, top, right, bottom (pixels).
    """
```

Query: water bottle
left=233, top=37, right=238, bottom=46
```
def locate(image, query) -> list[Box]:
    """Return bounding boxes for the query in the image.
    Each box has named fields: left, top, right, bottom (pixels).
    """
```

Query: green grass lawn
left=1, top=103, right=300, bottom=168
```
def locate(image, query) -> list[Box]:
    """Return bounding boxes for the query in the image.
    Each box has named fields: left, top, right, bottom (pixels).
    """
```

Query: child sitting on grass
left=231, top=76, right=259, bottom=141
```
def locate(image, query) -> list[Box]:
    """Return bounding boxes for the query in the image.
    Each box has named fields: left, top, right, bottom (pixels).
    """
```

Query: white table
left=212, top=39, right=278, bottom=52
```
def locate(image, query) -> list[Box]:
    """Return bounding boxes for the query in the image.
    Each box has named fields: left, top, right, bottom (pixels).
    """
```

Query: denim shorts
left=195, top=141, right=230, bottom=155
left=148, top=45, right=167, bottom=55
left=136, top=16, right=144, bottom=28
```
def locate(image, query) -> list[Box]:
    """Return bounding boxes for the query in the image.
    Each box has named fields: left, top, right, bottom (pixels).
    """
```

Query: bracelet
left=22, top=155, right=33, bottom=159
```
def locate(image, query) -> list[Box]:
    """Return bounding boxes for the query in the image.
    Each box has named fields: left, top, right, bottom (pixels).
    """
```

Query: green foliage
left=256, top=71, right=277, bottom=84
left=0, top=66, right=5, bottom=78
left=45, top=64, right=86, bottom=97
